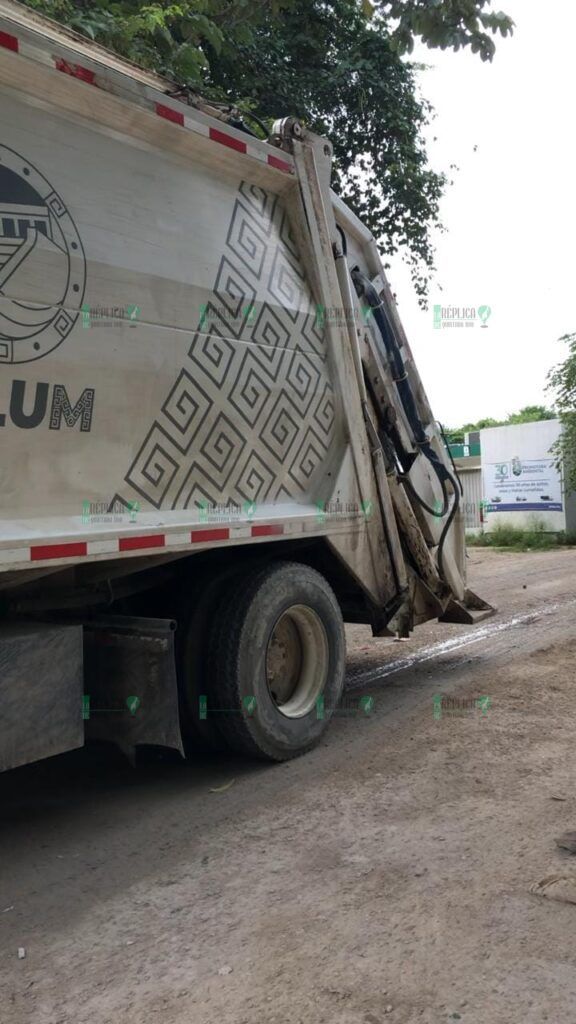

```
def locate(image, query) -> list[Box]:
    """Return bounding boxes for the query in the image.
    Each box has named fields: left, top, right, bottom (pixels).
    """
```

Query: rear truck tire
left=207, top=561, right=346, bottom=761
left=176, top=567, right=245, bottom=755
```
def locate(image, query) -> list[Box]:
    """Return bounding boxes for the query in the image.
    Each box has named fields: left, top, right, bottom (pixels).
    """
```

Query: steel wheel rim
left=265, top=604, right=329, bottom=718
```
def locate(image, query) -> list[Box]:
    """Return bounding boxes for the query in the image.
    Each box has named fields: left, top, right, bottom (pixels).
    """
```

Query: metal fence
left=459, top=468, right=482, bottom=531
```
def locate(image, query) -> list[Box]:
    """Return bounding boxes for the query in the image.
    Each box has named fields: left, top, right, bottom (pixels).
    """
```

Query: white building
left=480, top=419, right=576, bottom=533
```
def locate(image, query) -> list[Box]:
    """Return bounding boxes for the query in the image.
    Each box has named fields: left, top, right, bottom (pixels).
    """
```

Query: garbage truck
left=0, top=0, right=492, bottom=770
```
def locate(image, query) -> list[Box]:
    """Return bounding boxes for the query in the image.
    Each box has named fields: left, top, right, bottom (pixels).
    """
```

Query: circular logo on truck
left=0, top=145, right=86, bottom=363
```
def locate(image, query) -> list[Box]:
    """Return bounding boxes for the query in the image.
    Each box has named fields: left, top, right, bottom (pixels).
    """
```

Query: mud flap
left=0, top=622, right=83, bottom=772
left=438, top=588, right=496, bottom=625
left=83, top=616, right=184, bottom=759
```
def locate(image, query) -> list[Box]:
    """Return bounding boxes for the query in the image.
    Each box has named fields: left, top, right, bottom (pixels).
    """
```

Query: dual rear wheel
left=177, top=561, right=346, bottom=761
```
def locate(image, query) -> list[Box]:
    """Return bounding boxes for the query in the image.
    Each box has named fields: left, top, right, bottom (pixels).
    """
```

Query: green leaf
left=174, top=41, right=208, bottom=80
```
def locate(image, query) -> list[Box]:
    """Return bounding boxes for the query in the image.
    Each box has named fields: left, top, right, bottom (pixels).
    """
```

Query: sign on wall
left=484, top=457, right=563, bottom=513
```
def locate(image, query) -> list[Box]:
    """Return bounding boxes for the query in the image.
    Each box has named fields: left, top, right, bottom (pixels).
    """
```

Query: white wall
left=481, top=420, right=565, bottom=532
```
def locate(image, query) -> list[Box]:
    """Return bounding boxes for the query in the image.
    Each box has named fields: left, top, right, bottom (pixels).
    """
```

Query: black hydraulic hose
left=438, top=421, right=464, bottom=496
left=351, top=270, right=450, bottom=486
left=351, top=269, right=460, bottom=580
left=230, top=109, right=271, bottom=139
left=437, top=484, right=460, bottom=581
left=400, top=472, right=448, bottom=518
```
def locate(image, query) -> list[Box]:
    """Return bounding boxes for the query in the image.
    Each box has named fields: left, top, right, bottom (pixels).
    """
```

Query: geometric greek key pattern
left=124, top=182, right=337, bottom=510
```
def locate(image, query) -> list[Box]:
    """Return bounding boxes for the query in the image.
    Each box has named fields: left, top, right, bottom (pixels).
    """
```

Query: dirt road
left=2, top=549, right=576, bottom=1024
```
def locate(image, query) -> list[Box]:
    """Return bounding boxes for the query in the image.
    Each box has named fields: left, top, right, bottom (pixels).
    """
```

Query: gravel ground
left=2, top=548, right=576, bottom=1024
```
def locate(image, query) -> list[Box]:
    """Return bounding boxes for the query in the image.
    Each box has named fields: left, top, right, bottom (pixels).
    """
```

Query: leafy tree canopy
left=446, top=405, right=556, bottom=445
left=547, top=333, right=576, bottom=490
left=23, top=0, right=513, bottom=298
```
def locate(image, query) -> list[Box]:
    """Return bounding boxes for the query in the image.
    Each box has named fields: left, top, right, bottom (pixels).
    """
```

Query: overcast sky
left=387, top=0, right=574, bottom=429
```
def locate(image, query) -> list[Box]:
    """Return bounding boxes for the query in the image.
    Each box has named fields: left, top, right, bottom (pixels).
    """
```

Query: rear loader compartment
left=0, top=0, right=492, bottom=770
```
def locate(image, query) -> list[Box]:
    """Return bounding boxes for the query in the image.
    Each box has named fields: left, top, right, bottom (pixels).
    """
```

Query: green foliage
left=547, top=333, right=576, bottom=491
left=205, top=0, right=446, bottom=298
left=468, top=522, right=567, bottom=550
left=22, top=0, right=513, bottom=298
left=446, top=405, right=556, bottom=445
left=506, top=405, right=556, bottom=425
left=375, top=0, right=513, bottom=62
left=23, top=0, right=283, bottom=82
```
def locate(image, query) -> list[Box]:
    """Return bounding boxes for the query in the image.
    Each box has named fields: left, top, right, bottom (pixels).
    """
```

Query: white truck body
left=0, top=1, right=490, bottom=770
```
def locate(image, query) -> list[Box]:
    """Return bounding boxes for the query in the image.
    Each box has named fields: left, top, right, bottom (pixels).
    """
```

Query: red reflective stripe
left=267, top=154, right=293, bottom=174
left=251, top=524, right=284, bottom=537
left=209, top=127, right=247, bottom=154
left=54, top=58, right=95, bottom=84
left=119, top=534, right=165, bottom=552
left=191, top=528, right=229, bottom=543
left=155, top=103, right=185, bottom=126
left=0, top=31, right=18, bottom=52
left=31, top=542, right=87, bottom=561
